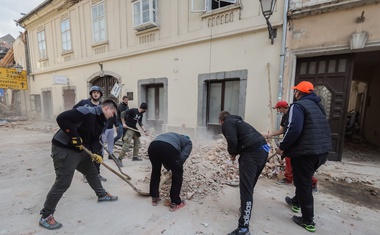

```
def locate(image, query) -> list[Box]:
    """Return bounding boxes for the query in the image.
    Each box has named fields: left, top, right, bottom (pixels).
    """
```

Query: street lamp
left=259, top=0, right=277, bottom=44
left=14, top=63, right=23, bottom=74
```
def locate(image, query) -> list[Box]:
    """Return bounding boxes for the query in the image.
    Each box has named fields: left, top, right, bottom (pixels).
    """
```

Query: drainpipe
left=276, top=0, right=289, bottom=128
left=278, top=0, right=289, bottom=102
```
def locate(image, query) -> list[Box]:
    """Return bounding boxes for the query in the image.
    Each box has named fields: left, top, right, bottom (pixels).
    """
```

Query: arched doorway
left=92, top=75, right=119, bottom=102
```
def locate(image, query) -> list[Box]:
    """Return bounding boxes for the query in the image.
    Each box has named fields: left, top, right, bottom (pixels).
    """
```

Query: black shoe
left=285, top=196, right=300, bottom=212
left=227, top=228, right=251, bottom=235
left=99, top=174, right=107, bottom=182
left=98, top=192, right=118, bottom=202
left=292, top=216, right=316, bottom=232
left=39, top=215, right=63, bottom=230
left=118, top=157, right=124, bottom=167
left=132, top=156, right=143, bottom=161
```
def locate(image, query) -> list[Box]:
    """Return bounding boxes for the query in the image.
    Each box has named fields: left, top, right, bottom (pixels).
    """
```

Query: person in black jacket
left=118, top=102, right=148, bottom=163
left=72, top=85, right=106, bottom=182
left=219, top=111, right=269, bottom=235
left=148, top=132, right=192, bottom=212
left=114, top=96, right=129, bottom=143
left=39, top=99, right=119, bottom=230
left=277, top=81, right=332, bottom=232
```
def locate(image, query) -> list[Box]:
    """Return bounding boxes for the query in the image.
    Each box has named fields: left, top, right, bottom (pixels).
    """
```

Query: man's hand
left=71, top=136, right=83, bottom=150
left=143, top=130, right=149, bottom=136
left=276, top=148, right=284, bottom=156
left=92, top=154, right=103, bottom=164
left=230, top=154, right=237, bottom=163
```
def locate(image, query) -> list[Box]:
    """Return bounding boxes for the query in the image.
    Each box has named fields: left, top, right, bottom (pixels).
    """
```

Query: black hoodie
left=221, top=115, right=267, bottom=155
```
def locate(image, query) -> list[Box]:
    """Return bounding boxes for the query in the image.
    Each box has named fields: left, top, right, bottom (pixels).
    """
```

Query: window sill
left=201, top=4, right=241, bottom=19
left=38, top=57, right=48, bottom=62
left=134, top=22, right=159, bottom=32
left=61, top=50, right=73, bottom=56
left=91, top=40, right=109, bottom=48
left=135, top=26, right=159, bottom=35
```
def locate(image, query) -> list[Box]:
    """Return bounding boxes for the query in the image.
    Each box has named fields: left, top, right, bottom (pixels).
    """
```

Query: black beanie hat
left=140, top=102, right=147, bottom=109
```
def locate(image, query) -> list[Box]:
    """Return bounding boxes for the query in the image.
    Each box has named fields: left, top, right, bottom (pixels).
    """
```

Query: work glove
left=92, top=154, right=103, bottom=164
left=71, top=136, right=83, bottom=150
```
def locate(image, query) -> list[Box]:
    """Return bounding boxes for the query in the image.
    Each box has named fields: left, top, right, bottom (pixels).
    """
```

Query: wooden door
left=295, top=54, right=354, bottom=161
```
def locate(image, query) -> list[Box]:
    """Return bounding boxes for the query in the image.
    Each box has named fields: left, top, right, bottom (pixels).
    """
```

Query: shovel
left=99, top=141, right=131, bottom=180
left=82, top=146, right=150, bottom=196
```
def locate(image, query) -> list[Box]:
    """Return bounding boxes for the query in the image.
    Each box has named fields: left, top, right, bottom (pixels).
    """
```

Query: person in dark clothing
left=219, top=111, right=269, bottom=235
left=267, top=101, right=319, bottom=193
left=148, top=132, right=192, bottom=212
left=114, top=96, right=129, bottom=143
left=73, top=85, right=102, bottom=108
left=277, top=81, right=332, bottom=232
left=118, top=102, right=148, bottom=163
left=39, top=99, right=119, bottom=230
left=73, top=85, right=106, bottom=182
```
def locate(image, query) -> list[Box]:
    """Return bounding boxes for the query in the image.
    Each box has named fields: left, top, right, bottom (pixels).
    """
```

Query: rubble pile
left=114, top=137, right=286, bottom=202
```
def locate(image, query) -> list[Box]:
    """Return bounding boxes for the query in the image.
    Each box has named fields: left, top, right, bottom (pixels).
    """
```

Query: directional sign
left=0, top=68, right=28, bottom=90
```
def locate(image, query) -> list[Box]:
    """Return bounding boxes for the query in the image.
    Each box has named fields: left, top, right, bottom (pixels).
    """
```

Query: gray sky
left=0, top=0, right=46, bottom=39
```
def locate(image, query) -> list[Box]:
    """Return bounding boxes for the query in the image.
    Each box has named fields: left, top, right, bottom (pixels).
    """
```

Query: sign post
left=0, top=68, right=28, bottom=90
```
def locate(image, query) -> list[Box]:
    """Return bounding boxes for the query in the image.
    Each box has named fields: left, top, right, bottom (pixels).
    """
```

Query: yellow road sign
left=0, top=68, right=28, bottom=90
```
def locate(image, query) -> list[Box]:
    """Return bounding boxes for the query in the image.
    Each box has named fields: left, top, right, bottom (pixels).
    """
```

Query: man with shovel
left=39, top=99, right=119, bottom=230
left=118, top=102, right=148, bottom=163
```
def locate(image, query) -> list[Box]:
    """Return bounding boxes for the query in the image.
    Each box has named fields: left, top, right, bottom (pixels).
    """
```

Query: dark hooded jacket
left=222, top=115, right=267, bottom=155
left=52, top=106, right=107, bottom=153
left=280, top=93, right=332, bottom=158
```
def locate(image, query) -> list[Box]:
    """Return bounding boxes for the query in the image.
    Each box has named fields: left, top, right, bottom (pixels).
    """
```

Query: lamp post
left=14, top=63, right=23, bottom=74
left=259, top=0, right=277, bottom=44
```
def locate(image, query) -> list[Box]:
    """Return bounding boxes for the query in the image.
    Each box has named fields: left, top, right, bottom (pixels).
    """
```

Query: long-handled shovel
left=125, top=126, right=156, bottom=139
left=82, top=146, right=150, bottom=196
left=99, top=141, right=131, bottom=180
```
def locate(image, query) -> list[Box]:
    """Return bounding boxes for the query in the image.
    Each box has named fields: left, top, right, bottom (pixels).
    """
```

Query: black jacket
left=52, top=106, right=107, bottom=153
left=280, top=93, right=332, bottom=158
left=222, top=115, right=267, bottom=155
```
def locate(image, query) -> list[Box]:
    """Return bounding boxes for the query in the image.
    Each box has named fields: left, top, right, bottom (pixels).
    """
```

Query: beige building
left=16, top=0, right=285, bottom=138
left=285, top=0, right=380, bottom=160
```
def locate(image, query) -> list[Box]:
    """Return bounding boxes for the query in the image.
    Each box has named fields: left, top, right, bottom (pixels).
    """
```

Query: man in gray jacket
left=147, top=132, right=192, bottom=212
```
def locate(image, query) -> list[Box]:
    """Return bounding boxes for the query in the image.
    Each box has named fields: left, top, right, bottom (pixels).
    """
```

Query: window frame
left=61, top=18, right=72, bottom=52
left=91, top=2, right=107, bottom=43
left=37, top=30, right=47, bottom=59
left=191, top=0, right=237, bottom=12
left=132, top=0, right=158, bottom=31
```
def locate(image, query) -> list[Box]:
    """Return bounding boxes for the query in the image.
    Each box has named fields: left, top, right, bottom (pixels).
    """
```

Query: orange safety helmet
left=291, top=81, right=314, bottom=93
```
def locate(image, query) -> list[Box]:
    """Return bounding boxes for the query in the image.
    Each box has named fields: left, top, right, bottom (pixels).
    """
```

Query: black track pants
left=238, top=146, right=268, bottom=228
left=148, top=141, right=183, bottom=205
left=291, top=152, right=328, bottom=223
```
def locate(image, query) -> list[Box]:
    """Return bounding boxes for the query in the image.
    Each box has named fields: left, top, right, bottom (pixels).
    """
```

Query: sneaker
left=285, top=196, right=300, bottom=213
left=152, top=197, right=161, bottom=206
left=169, top=200, right=186, bottom=212
left=98, top=192, right=118, bottom=202
left=312, top=186, right=319, bottom=195
left=227, top=227, right=251, bottom=235
left=276, top=178, right=293, bottom=185
left=82, top=175, right=87, bottom=183
left=132, top=156, right=143, bottom=161
left=99, top=174, right=107, bottom=182
left=118, top=157, right=124, bottom=167
left=39, top=214, right=63, bottom=230
left=292, top=216, right=316, bottom=232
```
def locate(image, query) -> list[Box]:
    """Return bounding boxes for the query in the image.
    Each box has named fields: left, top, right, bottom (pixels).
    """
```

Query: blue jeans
left=114, top=121, right=123, bottom=143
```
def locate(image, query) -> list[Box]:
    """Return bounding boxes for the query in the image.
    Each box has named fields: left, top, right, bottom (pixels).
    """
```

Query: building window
left=37, top=31, right=47, bottom=59
left=146, top=84, right=164, bottom=121
left=30, top=95, right=42, bottom=113
left=92, top=2, right=107, bottom=43
left=133, top=0, right=157, bottom=31
left=192, top=0, right=237, bottom=12
left=207, top=80, right=239, bottom=124
left=61, top=19, right=72, bottom=52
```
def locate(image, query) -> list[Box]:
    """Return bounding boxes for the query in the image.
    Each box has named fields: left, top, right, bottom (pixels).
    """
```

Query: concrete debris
left=113, top=138, right=284, bottom=202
